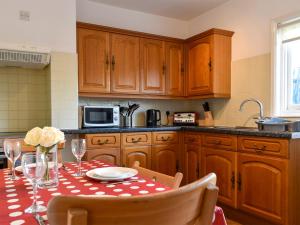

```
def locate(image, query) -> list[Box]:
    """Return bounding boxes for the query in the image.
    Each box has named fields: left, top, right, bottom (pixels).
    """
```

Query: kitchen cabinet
left=111, top=34, right=140, bottom=94
left=165, top=42, right=184, bottom=96
left=84, top=148, right=120, bottom=165
left=140, top=38, right=166, bottom=95
left=151, top=132, right=180, bottom=176
left=84, top=133, right=121, bottom=166
left=122, top=146, right=151, bottom=168
left=77, top=23, right=233, bottom=99
left=201, top=147, right=237, bottom=208
left=184, top=133, right=201, bottom=184
left=77, top=28, right=110, bottom=93
left=186, top=29, right=233, bottom=98
left=121, top=132, right=151, bottom=168
left=237, top=153, right=287, bottom=225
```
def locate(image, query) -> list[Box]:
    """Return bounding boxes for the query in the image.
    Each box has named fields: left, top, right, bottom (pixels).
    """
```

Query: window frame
left=271, top=13, right=300, bottom=117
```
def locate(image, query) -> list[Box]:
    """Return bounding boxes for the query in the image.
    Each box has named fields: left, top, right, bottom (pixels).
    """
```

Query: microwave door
left=85, top=108, right=114, bottom=126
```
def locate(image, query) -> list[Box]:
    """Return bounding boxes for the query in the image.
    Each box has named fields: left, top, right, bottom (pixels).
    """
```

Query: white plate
left=86, top=167, right=138, bottom=181
left=15, top=163, right=63, bottom=173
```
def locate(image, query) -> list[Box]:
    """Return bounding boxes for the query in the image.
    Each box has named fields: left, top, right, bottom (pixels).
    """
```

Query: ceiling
left=89, top=0, right=229, bottom=20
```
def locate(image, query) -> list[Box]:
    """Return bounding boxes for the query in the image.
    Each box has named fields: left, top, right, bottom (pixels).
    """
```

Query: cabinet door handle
left=105, top=53, right=109, bottom=69
left=176, top=160, right=180, bottom=172
left=161, top=136, right=170, bottom=141
left=237, top=172, right=242, bottom=191
left=196, top=163, right=199, bottom=178
left=231, top=172, right=235, bottom=189
left=208, top=58, right=212, bottom=71
left=162, top=63, right=166, bottom=74
left=131, top=137, right=142, bottom=143
left=111, top=55, right=115, bottom=71
left=181, top=64, right=184, bottom=73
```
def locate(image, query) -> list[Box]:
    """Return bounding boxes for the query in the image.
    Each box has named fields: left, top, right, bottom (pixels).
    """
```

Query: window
left=273, top=17, right=300, bottom=117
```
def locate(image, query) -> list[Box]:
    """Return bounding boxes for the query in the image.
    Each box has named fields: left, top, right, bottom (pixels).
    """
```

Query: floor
left=227, top=219, right=242, bottom=225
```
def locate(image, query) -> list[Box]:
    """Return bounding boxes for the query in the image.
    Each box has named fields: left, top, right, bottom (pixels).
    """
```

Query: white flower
left=24, top=127, right=43, bottom=147
left=39, top=127, right=65, bottom=148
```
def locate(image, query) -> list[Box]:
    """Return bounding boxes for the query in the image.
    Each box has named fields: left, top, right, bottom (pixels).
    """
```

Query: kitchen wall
left=76, top=0, right=189, bottom=39
left=0, top=0, right=76, bottom=53
left=187, top=0, right=300, bottom=126
left=0, top=67, right=51, bottom=132
left=0, top=0, right=79, bottom=131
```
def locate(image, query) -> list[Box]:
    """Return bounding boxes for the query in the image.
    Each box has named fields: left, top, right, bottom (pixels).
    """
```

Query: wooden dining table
left=0, top=160, right=227, bottom=225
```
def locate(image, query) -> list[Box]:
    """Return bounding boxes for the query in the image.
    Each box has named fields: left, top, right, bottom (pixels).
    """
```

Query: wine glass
left=4, top=139, right=22, bottom=180
left=71, top=139, right=86, bottom=177
left=22, top=153, right=47, bottom=213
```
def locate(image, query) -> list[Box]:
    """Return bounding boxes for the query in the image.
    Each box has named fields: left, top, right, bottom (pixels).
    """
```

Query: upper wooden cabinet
left=140, top=38, right=166, bottom=95
left=77, top=28, right=110, bottom=93
left=77, top=23, right=233, bottom=99
left=186, top=29, right=234, bottom=98
left=165, top=42, right=184, bottom=96
left=111, top=34, right=140, bottom=94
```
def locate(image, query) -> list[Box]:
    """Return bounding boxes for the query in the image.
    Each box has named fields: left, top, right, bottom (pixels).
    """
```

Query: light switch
left=19, top=10, right=30, bottom=21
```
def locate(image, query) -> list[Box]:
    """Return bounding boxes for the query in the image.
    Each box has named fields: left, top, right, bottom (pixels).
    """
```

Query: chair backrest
left=47, top=173, right=218, bottom=225
left=132, top=161, right=183, bottom=189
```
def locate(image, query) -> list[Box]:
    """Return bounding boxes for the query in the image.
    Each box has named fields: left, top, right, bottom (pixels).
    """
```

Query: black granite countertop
left=62, top=126, right=300, bottom=139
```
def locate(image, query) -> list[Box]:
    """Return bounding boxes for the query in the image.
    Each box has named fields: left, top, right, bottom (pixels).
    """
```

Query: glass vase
left=36, top=145, right=59, bottom=189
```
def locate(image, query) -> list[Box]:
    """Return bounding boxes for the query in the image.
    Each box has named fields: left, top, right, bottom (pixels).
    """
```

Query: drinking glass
left=22, top=153, right=47, bottom=213
left=4, top=139, right=22, bottom=180
left=71, top=139, right=86, bottom=177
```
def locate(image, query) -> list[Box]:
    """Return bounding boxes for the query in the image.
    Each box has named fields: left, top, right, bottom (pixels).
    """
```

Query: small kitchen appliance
left=146, top=109, right=161, bottom=127
left=173, top=112, right=198, bottom=126
left=79, top=105, right=120, bottom=128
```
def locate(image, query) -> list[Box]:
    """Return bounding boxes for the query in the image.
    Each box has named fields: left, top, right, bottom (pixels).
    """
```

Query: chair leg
left=67, top=208, right=88, bottom=225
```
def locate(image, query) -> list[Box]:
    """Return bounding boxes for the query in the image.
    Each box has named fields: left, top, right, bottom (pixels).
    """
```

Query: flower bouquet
left=24, top=127, right=65, bottom=188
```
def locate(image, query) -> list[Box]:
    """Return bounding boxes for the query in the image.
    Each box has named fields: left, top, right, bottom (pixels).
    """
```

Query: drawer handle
left=253, top=144, right=266, bottom=153
left=98, top=139, right=109, bottom=145
left=131, top=137, right=142, bottom=143
left=161, top=136, right=171, bottom=141
left=189, top=138, right=195, bottom=142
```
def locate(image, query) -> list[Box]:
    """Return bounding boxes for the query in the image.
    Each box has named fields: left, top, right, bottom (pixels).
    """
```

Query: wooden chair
left=7, top=140, right=65, bottom=168
left=132, top=161, right=183, bottom=189
left=47, top=173, right=218, bottom=225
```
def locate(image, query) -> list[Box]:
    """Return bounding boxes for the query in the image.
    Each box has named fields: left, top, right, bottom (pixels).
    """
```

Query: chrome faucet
left=239, top=98, right=264, bottom=120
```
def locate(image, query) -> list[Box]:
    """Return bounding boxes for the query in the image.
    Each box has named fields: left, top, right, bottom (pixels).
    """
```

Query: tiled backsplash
left=0, top=67, right=51, bottom=132
left=79, top=97, right=210, bottom=126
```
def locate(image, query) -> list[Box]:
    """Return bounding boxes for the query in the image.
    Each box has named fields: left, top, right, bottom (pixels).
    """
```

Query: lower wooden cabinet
left=201, top=147, right=237, bottom=208
left=152, top=145, right=179, bottom=176
left=122, top=146, right=151, bottom=168
left=237, top=153, right=288, bottom=225
left=184, top=143, right=200, bottom=184
left=84, top=149, right=121, bottom=166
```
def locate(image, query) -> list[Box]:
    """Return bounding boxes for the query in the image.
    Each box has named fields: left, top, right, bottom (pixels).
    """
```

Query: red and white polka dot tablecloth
left=0, top=160, right=227, bottom=225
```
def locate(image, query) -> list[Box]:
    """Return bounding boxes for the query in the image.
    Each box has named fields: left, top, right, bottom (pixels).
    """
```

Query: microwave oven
left=79, top=106, right=120, bottom=128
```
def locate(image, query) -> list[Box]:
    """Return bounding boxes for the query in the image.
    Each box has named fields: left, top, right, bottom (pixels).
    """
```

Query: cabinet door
left=237, top=153, right=287, bottom=225
left=140, top=38, right=165, bottom=94
left=201, top=148, right=237, bottom=208
left=111, top=34, right=140, bottom=94
left=165, top=42, right=184, bottom=96
left=152, top=145, right=178, bottom=176
left=78, top=28, right=110, bottom=93
left=184, top=144, right=200, bottom=184
left=84, top=149, right=120, bottom=166
left=122, top=146, right=151, bottom=169
left=187, top=36, right=212, bottom=96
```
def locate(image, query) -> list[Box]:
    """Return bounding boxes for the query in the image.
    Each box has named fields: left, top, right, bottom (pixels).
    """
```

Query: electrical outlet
left=19, top=10, right=30, bottom=21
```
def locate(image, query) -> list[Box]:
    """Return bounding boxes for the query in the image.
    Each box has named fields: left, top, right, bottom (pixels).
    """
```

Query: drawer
left=152, top=132, right=179, bottom=145
left=86, top=133, right=120, bottom=149
left=238, top=136, right=289, bottom=158
left=184, top=133, right=201, bottom=144
left=202, top=134, right=237, bottom=151
left=122, top=132, right=151, bottom=146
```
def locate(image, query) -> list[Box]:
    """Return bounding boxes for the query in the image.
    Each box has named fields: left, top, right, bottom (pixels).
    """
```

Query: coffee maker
left=146, top=109, right=161, bottom=127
